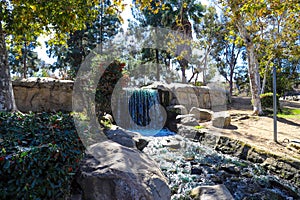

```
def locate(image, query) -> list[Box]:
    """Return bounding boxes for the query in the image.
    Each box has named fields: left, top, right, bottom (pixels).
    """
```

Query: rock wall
left=13, top=78, right=73, bottom=112
left=13, top=79, right=230, bottom=113
left=144, top=82, right=230, bottom=112
left=176, top=126, right=300, bottom=189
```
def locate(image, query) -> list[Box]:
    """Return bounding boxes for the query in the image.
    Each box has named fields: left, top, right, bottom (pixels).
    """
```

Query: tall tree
left=162, top=0, right=205, bottom=82
left=48, top=0, right=122, bottom=79
left=206, top=12, right=244, bottom=95
left=193, top=6, right=225, bottom=85
left=132, top=0, right=176, bottom=82
left=8, top=39, right=41, bottom=78
left=220, top=0, right=300, bottom=115
left=0, top=0, right=124, bottom=111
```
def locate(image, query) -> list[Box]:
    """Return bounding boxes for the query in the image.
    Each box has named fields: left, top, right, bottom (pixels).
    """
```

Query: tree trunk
left=23, top=42, right=27, bottom=79
left=246, top=43, right=263, bottom=115
left=180, top=63, right=187, bottom=83
left=0, top=22, right=17, bottom=112
left=261, top=67, right=268, bottom=95
left=155, top=48, right=160, bottom=81
left=261, top=58, right=273, bottom=94
left=229, top=70, right=234, bottom=96
left=235, top=18, right=263, bottom=115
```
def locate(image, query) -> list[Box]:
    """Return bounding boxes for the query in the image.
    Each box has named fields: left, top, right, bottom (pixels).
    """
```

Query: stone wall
left=144, top=82, right=230, bottom=112
left=13, top=77, right=73, bottom=112
left=13, top=79, right=230, bottom=113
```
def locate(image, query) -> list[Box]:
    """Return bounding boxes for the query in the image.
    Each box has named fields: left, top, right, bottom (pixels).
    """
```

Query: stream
left=143, top=134, right=300, bottom=200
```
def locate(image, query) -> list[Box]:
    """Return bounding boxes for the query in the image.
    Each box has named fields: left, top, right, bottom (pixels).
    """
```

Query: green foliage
left=48, top=0, right=122, bottom=78
left=259, top=92, right=280, bottom=111
left=95, top=61, right=126, bottom=114
left=194, top=125, right=205, bottom=130
left=8, top=40, right=41, bottom=78
left=263, top=60, right=300, bottom=96
left=0, top=112, right=85, bottom=199
left=277, top=108, right=300, bottom=119
left=194, top=81, right=204, bottom=86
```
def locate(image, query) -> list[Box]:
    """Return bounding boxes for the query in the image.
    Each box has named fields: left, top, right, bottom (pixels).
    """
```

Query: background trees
left=0, top=0, right=123, bottom=111
left=220, top=0, right=300, bottom=114
left=1, top=0, right=299, bottom=113
left=48, top=0, right=122, bottom=79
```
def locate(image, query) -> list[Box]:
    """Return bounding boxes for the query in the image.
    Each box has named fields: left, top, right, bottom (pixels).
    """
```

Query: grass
left=277, top=108, right=300, bottom=119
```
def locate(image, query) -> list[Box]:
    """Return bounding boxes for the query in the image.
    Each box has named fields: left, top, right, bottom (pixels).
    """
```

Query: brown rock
left=77, top=141, right=171, bottom=200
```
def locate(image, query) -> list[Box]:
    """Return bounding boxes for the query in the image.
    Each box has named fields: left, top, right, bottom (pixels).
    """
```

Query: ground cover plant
left=0, top=112, right=85, bottom=199
left=277, top=108, right=300, bottom=119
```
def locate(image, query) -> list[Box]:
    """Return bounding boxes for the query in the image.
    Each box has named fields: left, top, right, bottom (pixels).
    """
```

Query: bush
left=0, top=112, right=85, bottom=199
left=260, top=93, right=280, bottom=112
left=95, top=60, right=127, bottom=114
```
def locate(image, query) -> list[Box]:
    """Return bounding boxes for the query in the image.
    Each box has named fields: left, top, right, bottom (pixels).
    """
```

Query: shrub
left=0, top=112, right=85, bottom=199
left=95, top=60, right=127, bottom=115
left=260, top=93, right=280, bottom=112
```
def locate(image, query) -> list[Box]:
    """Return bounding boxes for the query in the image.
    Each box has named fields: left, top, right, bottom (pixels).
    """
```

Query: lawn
left=278, top=108, right=300, bottom=119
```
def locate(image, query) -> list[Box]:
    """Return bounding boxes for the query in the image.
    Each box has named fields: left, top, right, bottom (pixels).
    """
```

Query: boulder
left=161, top=138, right=181, bottom=149
left=176, top=114, right=199, bottom=126
left=212, top=112, right=231, bottom=128
left=189, top=107, right=213, bottom=121
left=177, top=124, right=200, bottom=139
left=190, top=184, right=234, bottom=200
left=105, top=127, right=149, bottom=151
left=166, top=105, right=182, bottom=133
left=167, top=105, right=188, bottom=115
left=208, top=84, right=229, bottom=111
left=76, top=141, right=171, bottom=200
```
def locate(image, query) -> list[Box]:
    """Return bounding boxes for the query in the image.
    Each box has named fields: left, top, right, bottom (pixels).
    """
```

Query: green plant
left=95, top=60, right=127, bottom=114
left=194, top=125, right=205, bottom=130
left=277, top=108, right=300, bottom=119
left=0, top=112, right=85, bottom=199
left=259, top=92, right=281, bottom=112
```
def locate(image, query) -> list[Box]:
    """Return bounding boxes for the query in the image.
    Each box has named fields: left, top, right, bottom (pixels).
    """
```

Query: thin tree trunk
left=229, top=70, right=234, bottom=96
left=181, top=66, right=186, bottom=83
left=261, top=57, right=273, bottom=94
left=23, top=42, right=27, bottom=79
left=155, top=27, right=160, bottom=81
left=261, top=67, right=268, bottom=95
left=0, top=21, right=17, bottom=112
left=155, top=49, right=160, bottom=81
left=188, top=70, right=198, bottom=83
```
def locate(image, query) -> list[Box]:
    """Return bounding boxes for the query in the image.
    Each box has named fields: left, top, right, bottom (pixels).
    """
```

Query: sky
left=36, top=0, right=211, bottom=65
left=34, top=0, right=221, bottom=82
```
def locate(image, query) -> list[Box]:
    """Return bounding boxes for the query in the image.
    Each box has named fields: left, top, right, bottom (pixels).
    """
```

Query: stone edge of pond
left=178, top=126, right=300, bottom=187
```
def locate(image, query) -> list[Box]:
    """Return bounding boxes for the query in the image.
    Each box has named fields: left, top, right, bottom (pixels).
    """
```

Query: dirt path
left=209, top=96, right=300, bottom=160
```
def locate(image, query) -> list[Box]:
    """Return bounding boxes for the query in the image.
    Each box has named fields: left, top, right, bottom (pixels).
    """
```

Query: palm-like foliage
left=162, top=0, right=205, bottom=82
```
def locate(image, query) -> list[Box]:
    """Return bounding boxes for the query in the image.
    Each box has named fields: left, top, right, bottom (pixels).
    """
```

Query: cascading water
left=113, top=88, right=174, bottom=136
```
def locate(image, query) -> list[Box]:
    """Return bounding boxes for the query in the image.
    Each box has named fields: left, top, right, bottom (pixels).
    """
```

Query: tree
left=132, top=0, right=179, bottom=82
left=0, top=0, right=124, bottom=111
left=221, top=1, right=263, bottom=115
left=207, top=13, right=244, bottom=95
left=162, top=0, right=205, bottom=82
left=48, top=0, right=122, bottom=79
left=8, top=39, right=41, bottom=78
left=192, top=6, right=225, bottom=85
left=219, top=0, right=300, bottom=115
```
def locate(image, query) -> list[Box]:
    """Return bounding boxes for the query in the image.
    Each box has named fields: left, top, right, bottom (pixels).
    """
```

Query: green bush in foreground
left=0, top=112, right=85, bottom=199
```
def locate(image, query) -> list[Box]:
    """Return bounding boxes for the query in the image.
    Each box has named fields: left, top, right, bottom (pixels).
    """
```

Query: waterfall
left=112, top=88, right=174, bottom=136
